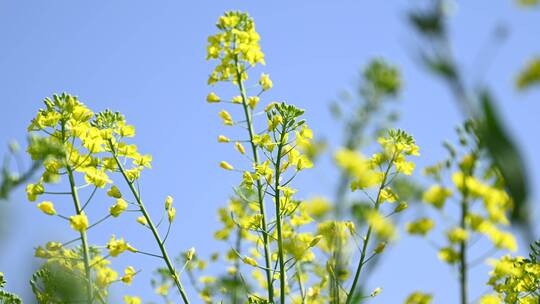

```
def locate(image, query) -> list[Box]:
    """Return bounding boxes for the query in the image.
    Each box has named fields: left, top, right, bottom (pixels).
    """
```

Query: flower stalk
left=273, top=124, right=287, bottom=303
left=109, top=141, right=190, bottom=304
left=60, top=120, right=94, bottom=303
left=234, top=56, right=275, bottom=302
left=345, top=154, right=395, bottom=304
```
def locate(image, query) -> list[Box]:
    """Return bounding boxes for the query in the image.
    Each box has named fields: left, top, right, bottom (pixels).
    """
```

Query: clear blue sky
left=0, top=1, right=539, bottom=303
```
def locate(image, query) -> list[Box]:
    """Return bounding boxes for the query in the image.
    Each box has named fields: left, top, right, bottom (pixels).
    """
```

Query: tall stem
left=61, top=121, right=94, bottom=303
left=66, top=166, right=94, bottom=303
left=296, top=264, right=306, bottom=304
left=234, top=57, right=274, bottom=302
left=331, top=116, right=366, bottom=303
left=459, top=202, right=468, bottom=304
left=110, top=145, right=190, bottom=304
left=459, top=167, right=472, bottom=304
left=274, top=126, right=287, bottom=303
left=346, top=157, right=394, bottom=304
left=232, top=227, right=242, bottom=304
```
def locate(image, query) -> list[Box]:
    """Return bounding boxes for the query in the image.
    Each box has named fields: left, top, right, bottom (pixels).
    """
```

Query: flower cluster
left=206, top=11, right=265, bottom=85
left=410, top=139, right=516, bottom=263
left=480, top=240, right=540, bottom=303
left=333, top=129, right=418, bottom=303
left=405, top=124, right=517, bottom=303
left=205, top=11, right=336, bottom=304
left=24, top=94, right=188, bottom=303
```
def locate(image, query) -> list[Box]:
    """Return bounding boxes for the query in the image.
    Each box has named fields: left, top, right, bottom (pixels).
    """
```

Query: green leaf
left=517, top=0, right=539, bottom=7
left=409, top=9, right=444, bottom=36
left=0, top=273, right=22, bottom=304
left=419, top=52, right=457, bottom=82
left=477, top=91, right=529, bottom=225
left=516, top=57, right=540, bottom=90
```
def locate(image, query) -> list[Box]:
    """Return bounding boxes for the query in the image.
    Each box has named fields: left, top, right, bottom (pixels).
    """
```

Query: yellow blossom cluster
left=411, top=150, right=517, bottom=268
left=481, top=244, right=540, bottom=304
left=203, top=11, right=336, bottom=304
left=23, top=93, right=187, bottom=303
left=33, top=242, right=136, bottom=299
left=206, top=11, right=265, bottom=85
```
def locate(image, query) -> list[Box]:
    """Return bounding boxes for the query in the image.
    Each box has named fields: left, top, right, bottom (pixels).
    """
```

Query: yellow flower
left=133, top=154, right=152, bottom=168
left=405, top=291, right=433, bottom=304
left=156, top=283, right=170, bottom=296
left=83, top=167, right=111, bottom=188
left=199, top=276, right=217, bottom=284
left=365, top=210, right=396, bottom=240
left=235, top=142, right=245, bottom=154
left=422, top=185, right=452, bottom=209
left=259, top=73, right=273, bottom=91
left=438, top=247, right=459, bottom=264
left=304, top=197, right=332, bottom=219
left=394, top=156, right=415, bottom=175
left=186, top=247, right=196, bottom=261
left=96, top=267, right=117, bottom=288
left=243, top=256, right=258, bottom=267
left=446, top=227, right=469, bottom=243
left=107, top=235, right=137, bottom=257
left=118, top=123, right=136, bottom=138
left=335, top=149, right=378, bottom=190
left=37, top=201, right=56, bottom=215
left=219, top=110, right=233, bottom=126
left=231, top=96, right=242, bottom=104
left=69, top=213, right=89, bottom=232
left=379, top=187, right=398, bottom=203
left=479, top=295, right=501, bottom=304
left=168, top=207, right=176, bottom=223
left=123, top=296, right=142, bottom=304
left=406, top=218, right=435, bottom=236
left=370, top=287, right=382, bottom=297
left=218, top=135, right=230, bottom=143
left=247, top=96, right=260, bottom=109
left=308, top=235, right=323, bottom=248
left=165, top=195, right=174, bottom=210
left=374, top=242, right=386, bottom=254
left=394, top=201, right=408, bottom=213
left=121, top=266, right=137, bottom=285
left=26, top=183, right=44, bottom=202
left=268, top=115, right=283, bottom=131
left=109, top=198, right=128, bottom=217
left=220, top=161, right=234, bottom=171
left=136, top=216, right=148, bottom=226
left=107, top=185, right=122, bottom=198
left=206, top=92, right=220, bottom=103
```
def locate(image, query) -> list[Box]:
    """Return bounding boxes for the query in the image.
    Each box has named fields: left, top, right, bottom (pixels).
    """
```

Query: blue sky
left=0, top=0, right=539, bottom=303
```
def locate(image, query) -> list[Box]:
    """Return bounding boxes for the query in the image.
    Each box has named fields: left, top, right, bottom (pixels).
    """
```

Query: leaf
left=0, top=273, right=22, bottom=304
left=517, top=0, right=539, bottom=7
left=419, top=52, right=457, bottom=82
left=516, top=57, right=540, bottom=90
left=477, top=91, right=529, bottom=225
left=30, top=263, right=87, bottom=304
left=409, top=9, right=444, bottom=37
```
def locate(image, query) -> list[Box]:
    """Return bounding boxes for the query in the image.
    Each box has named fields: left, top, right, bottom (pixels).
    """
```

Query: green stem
left=274, top=125, right=287, bottom=304
left=296, top=264, right=306, bottom=304
left=331, top=171, right=350, bottom=304
left=346, top=157, right=394, bottom=304
left=232, top=227, right=242, bottom=304
left=459, top=201, right=468, bottom=304
left=459, top=165, right=473, bottom=304
left=331, top=117, right=366, bottom=303
left=66, top=166, right=94, bottom=303
left=234, top=56, right=275, bottom=302
left=110, top=144, right=190, bottom=304
left=60, top=121, right=94, bottom=303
